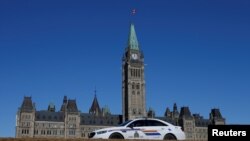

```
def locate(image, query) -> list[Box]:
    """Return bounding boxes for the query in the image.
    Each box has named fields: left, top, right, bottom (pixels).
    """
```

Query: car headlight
left=97, top=130, right=107, bottom=135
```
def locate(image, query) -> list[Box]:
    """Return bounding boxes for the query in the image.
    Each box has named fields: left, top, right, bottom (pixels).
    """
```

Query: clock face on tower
left=131, top=53, right=138, bottom=60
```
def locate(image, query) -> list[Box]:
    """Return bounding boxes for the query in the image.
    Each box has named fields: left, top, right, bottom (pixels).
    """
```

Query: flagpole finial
left=94, top=86, right=97, bottom=97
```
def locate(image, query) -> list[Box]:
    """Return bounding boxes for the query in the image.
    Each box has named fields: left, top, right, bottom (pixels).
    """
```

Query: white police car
left=89, top=118, right=185, bottom=140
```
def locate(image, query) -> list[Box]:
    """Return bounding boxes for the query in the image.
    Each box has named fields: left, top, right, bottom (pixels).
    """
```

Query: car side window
left=128, top=120, right=145, bottom=127
left=146, top=120, right=168, bottom=126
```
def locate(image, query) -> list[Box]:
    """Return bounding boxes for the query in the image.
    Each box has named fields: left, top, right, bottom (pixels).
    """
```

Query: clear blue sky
left=0, top=0, right=249, bottom=137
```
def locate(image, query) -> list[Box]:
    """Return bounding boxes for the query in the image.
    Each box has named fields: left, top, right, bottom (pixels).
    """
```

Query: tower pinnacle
left=89, top=91, right=101, bottom=116
left=128, top=23, right=139, bottom=50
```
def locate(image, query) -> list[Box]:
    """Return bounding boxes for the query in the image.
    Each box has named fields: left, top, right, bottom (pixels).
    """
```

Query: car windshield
left=118, top=120, right=132, bottom=126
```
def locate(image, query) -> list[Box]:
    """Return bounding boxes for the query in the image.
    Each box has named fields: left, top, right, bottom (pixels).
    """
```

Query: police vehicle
left=89, top=118, right=185, bottom=140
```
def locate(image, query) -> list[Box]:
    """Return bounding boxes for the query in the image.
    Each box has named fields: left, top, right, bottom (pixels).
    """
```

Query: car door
left=142, top=119, right=168, bottom=140
left=126, top=119, right=147, bottom=139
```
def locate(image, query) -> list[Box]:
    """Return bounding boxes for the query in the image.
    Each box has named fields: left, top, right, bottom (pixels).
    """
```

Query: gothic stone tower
left=122, top=23, right=146, bottom=121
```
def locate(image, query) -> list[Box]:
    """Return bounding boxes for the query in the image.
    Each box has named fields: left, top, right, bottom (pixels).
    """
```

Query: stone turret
left=89, top=94, right=102, bottom=116
left=102, top=105, right=111, bottom=116
left=173, top=103, right=180, bottom=119
left=164, top=107, right=171, bottom=118
left=67, top=99, right=78, bottom=113
left=179, top=107, right=193, bottom=119
left=16, top=96, right=35, bottom=138
left=20, top=96, right=35, bottom=112
left=210, top=108, right=225, bottom=125
left=179, top=107, right=195, bottom=140
left=147, top=107, right=155, bottom=118
left=48, top=102, right=55, bottom=112
left=60, top=96, right=67, bottom=112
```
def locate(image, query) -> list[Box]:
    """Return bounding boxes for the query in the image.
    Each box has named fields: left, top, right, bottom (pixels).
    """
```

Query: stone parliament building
left=16, top=23, right=225, bottom=140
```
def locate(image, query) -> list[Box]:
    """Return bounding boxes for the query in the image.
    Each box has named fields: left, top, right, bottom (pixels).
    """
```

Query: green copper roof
left=128, top=23, right=139, bottom=50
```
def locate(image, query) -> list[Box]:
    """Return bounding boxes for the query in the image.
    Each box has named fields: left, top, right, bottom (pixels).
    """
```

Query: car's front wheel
left=164, top=133, right=177, bottom=140
left=109, top=133, right=124, bottom=139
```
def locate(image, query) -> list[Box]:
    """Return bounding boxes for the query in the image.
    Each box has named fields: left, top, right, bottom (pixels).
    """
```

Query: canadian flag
left=132, top=9, right=136, bottom=15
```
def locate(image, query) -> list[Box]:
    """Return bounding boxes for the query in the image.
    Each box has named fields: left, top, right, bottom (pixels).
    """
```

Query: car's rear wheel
left=109, top=133, right=124, bottom=139
left=164, top=133, right=177, bottom=140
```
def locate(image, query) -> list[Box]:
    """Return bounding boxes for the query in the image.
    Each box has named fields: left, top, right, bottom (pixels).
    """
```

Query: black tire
left=164, top=133, right=177, bottom=140
left=109, top=133, right=124, bottom=139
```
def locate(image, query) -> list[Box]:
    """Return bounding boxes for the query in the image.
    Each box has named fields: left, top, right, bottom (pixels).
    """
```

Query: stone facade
left=16, top=96, right=225, bottom=140
left=16, top=96, right=122, bottom=138
left=154, top=105, right=225, bottom=140
left=16, top=23, right=226, bottom=140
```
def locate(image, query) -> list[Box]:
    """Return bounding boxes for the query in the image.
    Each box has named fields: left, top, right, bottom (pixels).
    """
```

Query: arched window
left=136, top=84, right=140, bottom=89
left=132, top=91, right=135, bottom=95
left=133, top=108, right=136, bottom=115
